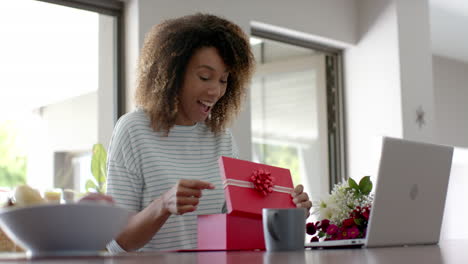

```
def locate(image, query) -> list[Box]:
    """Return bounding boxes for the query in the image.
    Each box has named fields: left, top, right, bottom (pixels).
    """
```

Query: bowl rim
left=0, top=202, right=123, bottom=214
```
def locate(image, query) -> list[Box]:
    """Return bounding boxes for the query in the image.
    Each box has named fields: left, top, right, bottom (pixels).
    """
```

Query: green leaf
left=0, top=121, right=27, bottom=187
left=91, top=143, right=107, bottom=187
left=359, top=176, right=373, bottom=195
left=348, top=178, right=359, bottom=192
left=100, top=182, right=107, bottom=194
left=85, top=179, right=98, bottom=192
left=318, top=231, right=326, bottom=237
left=354, top=218, right=364, bottom=226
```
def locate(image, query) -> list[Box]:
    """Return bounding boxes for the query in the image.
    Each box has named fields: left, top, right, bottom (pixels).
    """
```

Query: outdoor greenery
left=85, top=143, right=107, bottom=194
left=254, top=143, right=301, bottom=185
left=0, top=121, right=27, bottom=188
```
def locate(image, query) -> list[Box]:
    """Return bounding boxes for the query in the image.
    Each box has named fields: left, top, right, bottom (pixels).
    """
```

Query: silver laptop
left=305, top=137, right=454, bottom=248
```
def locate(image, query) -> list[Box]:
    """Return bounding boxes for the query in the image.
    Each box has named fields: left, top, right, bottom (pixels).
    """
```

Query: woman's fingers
left=177, top=204, right=197, bottom=214
left=293, top=192, right=309, bottom=204
left=176, top=186, right=203, bottom=198
left=177, top=196, right=200, bottom=206
left=292, top=184, right=304, bottom=196
left=179, top=179, right=215, bottom=190
left=303, top=207, right=311, bottom=218
left=290, top=185, right=312, bottom=218
left=162, top=179, right=215, bottom=215
left=298, top=200, right=313, bottom=210
left=173, top=197, right=200, bottom=215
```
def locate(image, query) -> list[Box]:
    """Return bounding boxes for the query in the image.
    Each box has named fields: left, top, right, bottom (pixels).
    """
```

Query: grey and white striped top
left=106, top=109, right=237, bottom=252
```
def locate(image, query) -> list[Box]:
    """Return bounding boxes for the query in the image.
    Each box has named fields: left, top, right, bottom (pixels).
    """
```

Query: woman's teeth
left=199, top=100, right=214, bottom=107
left=198, top=100, right=213, bottom=113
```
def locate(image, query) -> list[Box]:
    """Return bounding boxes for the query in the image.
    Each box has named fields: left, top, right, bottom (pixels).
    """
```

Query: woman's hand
left=291, top=184, right=312, bottom=218
left=161, top=179, right=215, bottom=215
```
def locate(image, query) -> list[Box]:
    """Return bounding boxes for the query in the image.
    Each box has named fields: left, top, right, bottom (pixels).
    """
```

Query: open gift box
left=197, top=156, right=296, bottom=250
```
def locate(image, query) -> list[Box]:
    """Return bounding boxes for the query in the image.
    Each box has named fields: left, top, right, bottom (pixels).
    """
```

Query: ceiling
left=429, top=0, right=468, bottom=62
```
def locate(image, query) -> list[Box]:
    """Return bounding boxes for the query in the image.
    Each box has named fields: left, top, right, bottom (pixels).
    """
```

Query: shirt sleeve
left=105, top=118, right=143, bottom=253
left=106, top=117, right=143, bottom=214
left=107, top=239, right=126, bottom=253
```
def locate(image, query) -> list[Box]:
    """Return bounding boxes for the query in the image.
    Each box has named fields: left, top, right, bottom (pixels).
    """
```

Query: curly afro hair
left=135, top=13, right=255, bottom=135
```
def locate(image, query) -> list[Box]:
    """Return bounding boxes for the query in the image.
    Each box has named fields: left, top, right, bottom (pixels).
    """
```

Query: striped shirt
left=106, top=109, right=237, bottom=252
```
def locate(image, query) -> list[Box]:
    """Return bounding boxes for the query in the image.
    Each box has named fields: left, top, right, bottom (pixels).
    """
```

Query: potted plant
left=85, top=144, right=107, bottom=194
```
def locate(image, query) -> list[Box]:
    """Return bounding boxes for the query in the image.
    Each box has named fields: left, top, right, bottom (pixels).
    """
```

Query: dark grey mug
left=262, top=208, right=306, bottom=251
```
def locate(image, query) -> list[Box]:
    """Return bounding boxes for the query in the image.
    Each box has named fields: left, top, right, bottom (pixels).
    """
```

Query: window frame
left=36, top=0, right=125, bottom=121
left=250, top=26, right=347, bottom=192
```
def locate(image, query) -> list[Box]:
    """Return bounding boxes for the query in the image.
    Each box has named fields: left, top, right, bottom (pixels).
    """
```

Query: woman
left=106, top=13, right=312, bottom=252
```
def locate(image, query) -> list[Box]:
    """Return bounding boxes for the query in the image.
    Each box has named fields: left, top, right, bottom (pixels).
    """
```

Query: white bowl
left=0, top=203, right=129, bottom=257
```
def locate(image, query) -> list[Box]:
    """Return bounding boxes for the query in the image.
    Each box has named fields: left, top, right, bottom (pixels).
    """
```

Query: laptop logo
left=410, top=184, right=419, bottom=200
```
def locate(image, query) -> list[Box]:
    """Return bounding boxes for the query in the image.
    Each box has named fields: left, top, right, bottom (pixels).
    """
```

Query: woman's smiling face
left=175, top=47, right=229, bottom=126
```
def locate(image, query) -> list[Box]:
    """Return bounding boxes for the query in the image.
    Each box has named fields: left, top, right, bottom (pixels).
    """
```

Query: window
left=0, top=0, right=123, bottom=195
left=250, top=27, right=346, bottom=202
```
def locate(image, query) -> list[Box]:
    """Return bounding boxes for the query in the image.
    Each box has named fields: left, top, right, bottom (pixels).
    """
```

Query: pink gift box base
left=197, top=214, right=265, bottom=250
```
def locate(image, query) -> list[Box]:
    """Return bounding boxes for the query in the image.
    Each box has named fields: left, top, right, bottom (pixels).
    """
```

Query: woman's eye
left=220, top=80, right=228, bottom=84
left=199, top=76, right=209, bottom=81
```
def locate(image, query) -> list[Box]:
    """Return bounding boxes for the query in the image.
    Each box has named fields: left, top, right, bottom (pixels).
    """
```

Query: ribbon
left=251, top=169, right=274, bottom=196
left=222, top=178, right=294, bottom=195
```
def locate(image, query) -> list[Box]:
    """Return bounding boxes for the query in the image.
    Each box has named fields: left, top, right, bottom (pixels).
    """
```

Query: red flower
left=351, top=208, right=362, bottom=219
left=362, top=206, right=371, bottom=220
left=342, top=218, right=355, bottom=227
left=310, top=236, right=319, bottom=242
left=347, top=226, right=360, bottom=239
left=320, top=219, right=330, bottom=231
left=306, top=222, right=316, bottom=235
left=326, top=224, right=339, bottom=236
left=362, top=210, right=370, bottom=221
left=333, top=231, right=343, bottom=240
left=338, top=227, right=350, bottom=239
left=315, top=221, right=321, bottom=230
left=307, top=204, right=371, bottom=241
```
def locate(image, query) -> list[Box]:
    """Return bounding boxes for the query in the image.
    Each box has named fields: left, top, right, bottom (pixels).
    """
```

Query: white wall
left=137, top=0, right=358, bottom=51
left=344, top=0, right=402, bottom=182
left=396, top=0, right=435, bottom=142
left=433, top=55, right=468, bottom=148
left=124, top=0, right=359, bottom=161
left=430, top=6, right=468, bottom=63
left=344, top=0, right=436, bottom=182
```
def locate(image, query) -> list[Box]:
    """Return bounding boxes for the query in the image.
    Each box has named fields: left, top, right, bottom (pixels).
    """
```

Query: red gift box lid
left=219, top=156, right=296, bottom=218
